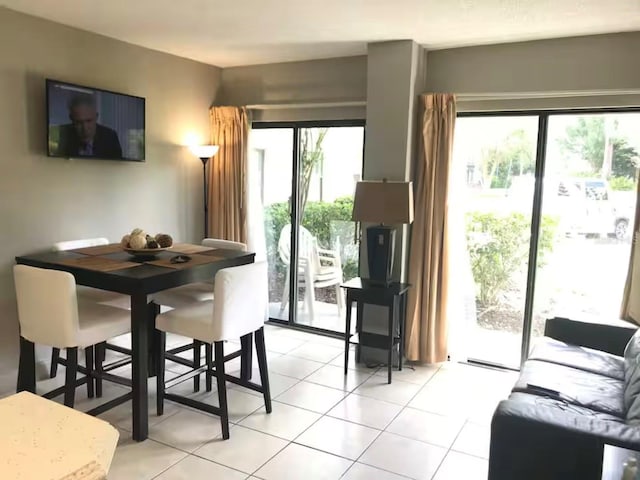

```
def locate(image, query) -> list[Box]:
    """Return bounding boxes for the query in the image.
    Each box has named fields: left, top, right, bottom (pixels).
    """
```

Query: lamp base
left=366, top=225, right=395, bottom=285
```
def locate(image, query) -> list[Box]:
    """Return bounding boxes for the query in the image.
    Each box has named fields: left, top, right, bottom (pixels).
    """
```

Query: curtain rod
left=456, top=89, right=640, bottom=102
left=245, top=100, right=366, bottom=110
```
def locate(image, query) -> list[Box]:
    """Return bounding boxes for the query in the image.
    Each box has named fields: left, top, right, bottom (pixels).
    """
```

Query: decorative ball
left=120, top=234, right=131, bottom=248
left=156, top=234, right=173, bottom=248
left=129, top=234, right=147, bottom=249
left=147, top=239, right=159, bottom=249
left=130, top=228, right=144, bottom=237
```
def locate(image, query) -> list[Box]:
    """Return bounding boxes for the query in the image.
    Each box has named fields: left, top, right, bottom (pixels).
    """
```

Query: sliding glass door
left=249, top=121, right=365, bottom=334
left=451, top=109, right=640, bottom=368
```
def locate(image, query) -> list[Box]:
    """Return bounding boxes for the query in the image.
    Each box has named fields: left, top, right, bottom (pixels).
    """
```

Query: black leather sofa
left=489, top=316, right=639, bottom=480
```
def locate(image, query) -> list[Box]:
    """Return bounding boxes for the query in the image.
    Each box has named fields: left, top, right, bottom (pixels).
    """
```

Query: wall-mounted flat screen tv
left=46, top=79, right=145, bottom=161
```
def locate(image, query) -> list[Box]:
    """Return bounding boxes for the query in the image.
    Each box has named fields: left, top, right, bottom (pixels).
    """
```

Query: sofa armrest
left=490, top=399, right=640, bottom=479
left=544, top=316, right=636, bottom=357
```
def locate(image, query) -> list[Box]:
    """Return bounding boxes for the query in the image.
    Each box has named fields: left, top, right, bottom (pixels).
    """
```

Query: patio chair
left=277, top=224, right=344, bottom=323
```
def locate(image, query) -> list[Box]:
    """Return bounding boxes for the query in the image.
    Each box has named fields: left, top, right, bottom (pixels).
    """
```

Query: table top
left=16, top=245, right=255, bottom=295
left=341, top=277, right=410, bottom=295
left=0, top=392, right=118, bottom=480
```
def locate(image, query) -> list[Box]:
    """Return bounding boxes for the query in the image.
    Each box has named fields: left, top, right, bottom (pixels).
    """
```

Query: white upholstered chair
left=155, top=261, right=271, bottom=439
left=152, top=238, right=247, bottom=309
left=14, top=265, right=131, bottom=407
left=50, top=237, right=130, bottom=381
left=152, top=238, right=248, bottom=393
left=278, top=224, right=344, bottom=322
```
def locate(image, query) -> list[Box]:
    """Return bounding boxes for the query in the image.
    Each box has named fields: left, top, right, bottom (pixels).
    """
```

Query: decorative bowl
left=123, top=246, right=170, bottom=258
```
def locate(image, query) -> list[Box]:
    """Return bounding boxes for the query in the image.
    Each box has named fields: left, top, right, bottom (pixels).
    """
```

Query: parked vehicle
left=507, top=176, right=633, bottom=240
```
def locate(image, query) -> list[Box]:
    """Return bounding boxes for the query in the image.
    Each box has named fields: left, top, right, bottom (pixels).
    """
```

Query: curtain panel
left=208, top=106, right=248, bottom=243
left=405, top=93, right=457, bottom=363
left=621, top=178, right=640, bottom=324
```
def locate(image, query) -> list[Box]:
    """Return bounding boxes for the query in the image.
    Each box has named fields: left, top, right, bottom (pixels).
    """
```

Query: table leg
left=399, top=294, right=406, bottom=371
left=131, top=293, right=149, bottom=441
left=240, top=333, right=253, bottom=381
left=355, top=301, right=362, bottom=364
left=17, top=336, right=35, bottom=393
left=344, top=293, right=352, bottom=375
left=147, top=302, right=161, bottom=378
left=388, top=297, right=397, bottom=384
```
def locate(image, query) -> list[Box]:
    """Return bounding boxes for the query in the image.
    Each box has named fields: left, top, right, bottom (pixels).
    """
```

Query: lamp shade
left=189, top=144, right=219, bottom=159
left=352, top=180, right=414, bottom=225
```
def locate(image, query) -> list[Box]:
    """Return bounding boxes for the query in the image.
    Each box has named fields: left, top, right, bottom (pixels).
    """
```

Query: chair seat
left=156, top=301, right=214, bottom=343
left=77, top=286, right=130, bottom=310
left=152, top=283, right=213, bottom=309
left=77, top=302, right=132, bottom=349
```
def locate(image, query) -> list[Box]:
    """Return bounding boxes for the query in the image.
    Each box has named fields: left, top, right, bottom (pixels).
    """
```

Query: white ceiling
left=3, top=0, right=640, bottom=67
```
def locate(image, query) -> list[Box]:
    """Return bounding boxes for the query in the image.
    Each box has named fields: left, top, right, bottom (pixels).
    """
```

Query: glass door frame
left=458, top=106, right=640, bottom=369
left=252, top=119, right=366, bottom=336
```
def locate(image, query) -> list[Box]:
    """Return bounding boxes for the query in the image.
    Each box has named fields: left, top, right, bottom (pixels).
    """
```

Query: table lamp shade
left=352, top=181, right=414, bottom=225
left=352, top=181, right=414, bottom=285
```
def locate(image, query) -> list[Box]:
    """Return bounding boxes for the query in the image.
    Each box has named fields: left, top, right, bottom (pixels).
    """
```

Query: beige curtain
left=208, top=106, right=248, bottom=243
left=621, top=178, right=640, bottom=324
left=405, top=94, right=457, bottom=363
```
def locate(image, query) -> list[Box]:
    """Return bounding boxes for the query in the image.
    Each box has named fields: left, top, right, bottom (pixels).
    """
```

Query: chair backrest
left=201, top=238, right=247, bottom=251
left=277, top=225, right=319, bottom=270
left=52, top=237, right=109, bottom=252
left=13, top=265, right=80, bottom=348
left=211, top=261, right=268, bottom=342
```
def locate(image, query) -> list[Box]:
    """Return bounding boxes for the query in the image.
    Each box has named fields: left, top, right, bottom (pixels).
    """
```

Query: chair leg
left=84, top=346, right=94, bottom=399
left=17, top=337, right=36, bottom=393
left=254, top=327, right=272, bottom=413
left=214, top=342, right=230, bottom=439
left=50, top=348, right=60, bottom=378
left=193, top=340, right=202, bottom=393
left=95, top=342, right=105, bottom=398
left=280, top=265, right=290, bottom=312
left=205, top=343, right=213, bottom=392
left=336, top=284, right=344, bottom=316
left=240, top=334, right=253, bottom=381
left=156, top=331, right=166, bottom=416
left=64, top=347, right=78, bottom=408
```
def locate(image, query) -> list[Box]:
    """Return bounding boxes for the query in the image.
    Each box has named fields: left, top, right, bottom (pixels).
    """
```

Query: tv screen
left=46, top=79, right=145, bottom=161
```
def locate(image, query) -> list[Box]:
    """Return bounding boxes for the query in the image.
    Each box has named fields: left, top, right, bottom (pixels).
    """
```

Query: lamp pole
left=190, top=144, right=219, bottom=239
left=200, top=156, right=209, bottom=237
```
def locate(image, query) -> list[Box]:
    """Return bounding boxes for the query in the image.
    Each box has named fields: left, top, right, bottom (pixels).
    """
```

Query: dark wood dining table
left=15, top=245, right=255, bottom=441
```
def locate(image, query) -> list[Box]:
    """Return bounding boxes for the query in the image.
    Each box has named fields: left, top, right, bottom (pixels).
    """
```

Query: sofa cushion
left=513, top=360, right=625, bottom=417
left=507, top=391, right=624, bottom=424
left=529, top=337, right=624, bottom=380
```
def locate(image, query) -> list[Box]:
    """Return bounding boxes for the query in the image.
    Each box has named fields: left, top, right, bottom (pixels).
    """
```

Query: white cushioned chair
left=155, top=261, right=271, bottom=439
left=278, top=224, right=344, bottom=322
left=50, top=238, right=130, bottom=382
left=14, top=265, right=131, bottom=407
left=153, top=238, right=247, bottom=309
left=153, top=238, right=247, bottom=393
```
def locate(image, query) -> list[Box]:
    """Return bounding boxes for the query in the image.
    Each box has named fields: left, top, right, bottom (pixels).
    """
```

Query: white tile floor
left=44, top=325, right=519, bottom=480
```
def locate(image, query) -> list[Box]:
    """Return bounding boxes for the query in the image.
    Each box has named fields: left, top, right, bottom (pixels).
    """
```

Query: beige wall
left=219, top=56, right=367, bottom=121
left=425, top=32, right=640, bottom=110
left=0, top=7, right=221, bottom=393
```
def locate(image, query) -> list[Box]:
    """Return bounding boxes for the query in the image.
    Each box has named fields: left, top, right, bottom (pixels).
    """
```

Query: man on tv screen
left=56, top=94, right=123, bottom=158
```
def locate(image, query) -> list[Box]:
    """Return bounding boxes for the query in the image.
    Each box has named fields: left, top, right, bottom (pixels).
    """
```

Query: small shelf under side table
left=341, top=277, right=410, bottom=384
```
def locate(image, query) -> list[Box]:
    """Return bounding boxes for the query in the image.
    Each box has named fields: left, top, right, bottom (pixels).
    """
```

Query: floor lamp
left=190, top=145, right=219, bottom=237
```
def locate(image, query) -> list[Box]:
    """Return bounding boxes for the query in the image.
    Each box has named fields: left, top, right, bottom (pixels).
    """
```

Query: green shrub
left=466, top=211, right=558, bottom=308
left=609, top=175, right=637, bottom=191
left=264, top=197, right=359, bottom=300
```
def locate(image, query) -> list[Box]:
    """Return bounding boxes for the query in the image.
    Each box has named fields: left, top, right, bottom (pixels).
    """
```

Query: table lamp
left=190, top=145, right=219, bottom=236
left=352, top=180, right=414, bottom=285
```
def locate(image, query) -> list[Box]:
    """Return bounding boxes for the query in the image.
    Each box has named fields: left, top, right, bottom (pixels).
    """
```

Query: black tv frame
left=45, top=78, right=146, bottom=162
